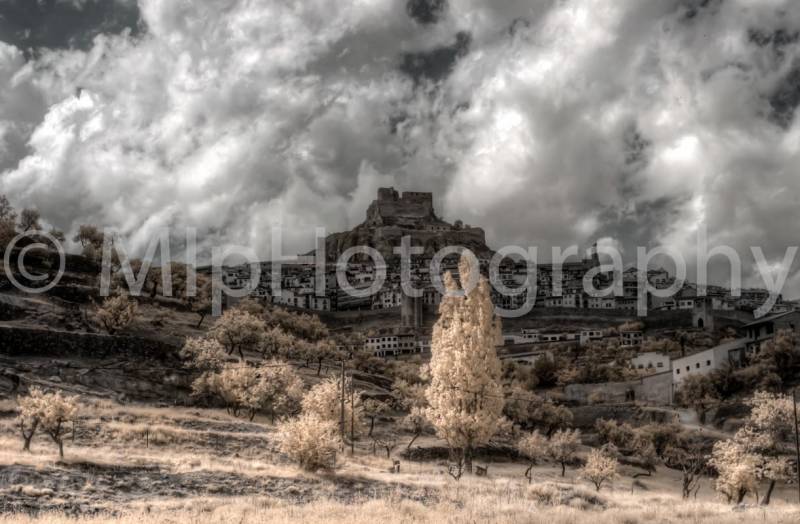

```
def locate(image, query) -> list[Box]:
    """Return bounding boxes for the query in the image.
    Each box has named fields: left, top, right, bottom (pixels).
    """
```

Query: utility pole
left=793, top=387, right=800, bottom=504
left=350, top=383, right=355, bottom=455
left=340, top=360, right=346, bottom=450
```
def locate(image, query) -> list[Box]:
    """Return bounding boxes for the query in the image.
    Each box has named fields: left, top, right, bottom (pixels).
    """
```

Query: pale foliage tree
left=548, top=428, right=581, bottom=477
left=277, top=413, right=338, bottom=471
left=711, top=391, right=794, bottom=505
left=301, top=378, right=365, bottom=437
left=260, top=326, right=296, bottom=358
left=517, top=430, right=549, bottom=483
left=210, top=309, right=266, bottom=360
left=96, top=293, right=138, bottom=334
left=265, top=307, right=329, bottom=342
left=425, top=255, right=504, bottom=472
left=581, top=449, right=618, bottom=491
left=181, top=337, right=228, bottom=372
left=710, top=439, right=759, bottom=504
left=17, top=387, right=79, bottom=458
left=194, top=361, right=303, bottom=421
left=310, top=339, right=343, bottom=376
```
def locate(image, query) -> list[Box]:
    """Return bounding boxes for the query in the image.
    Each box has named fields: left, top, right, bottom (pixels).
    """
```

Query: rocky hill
left=318, top=187, right=493, bottom=261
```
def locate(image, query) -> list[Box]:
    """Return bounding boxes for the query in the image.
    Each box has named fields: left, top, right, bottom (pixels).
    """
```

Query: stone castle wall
left=368, top=187, right=435, bottom=225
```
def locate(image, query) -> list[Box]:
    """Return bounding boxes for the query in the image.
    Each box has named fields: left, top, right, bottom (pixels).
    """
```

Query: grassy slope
left=1, top=400, right=799, bottom=524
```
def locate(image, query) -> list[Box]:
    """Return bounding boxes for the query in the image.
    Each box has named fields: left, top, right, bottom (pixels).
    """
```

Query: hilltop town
left=1, top=189, right=799, bottom=523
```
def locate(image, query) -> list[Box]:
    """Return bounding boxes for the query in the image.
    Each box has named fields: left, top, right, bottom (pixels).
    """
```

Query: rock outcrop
left=320, top=187, right=493, bottom=261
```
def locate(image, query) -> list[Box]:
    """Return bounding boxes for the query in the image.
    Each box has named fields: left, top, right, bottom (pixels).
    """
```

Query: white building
left=630, top=352, right=671, bottom=373
left=503, top=329, right=540, bottom=345
left=587, top=296, right=615, bottom=309
left=366, top=333, right=420, bottom=357
left=672, top=339, right=747, bottom=385
left=579, top=330, right=604, bottom=346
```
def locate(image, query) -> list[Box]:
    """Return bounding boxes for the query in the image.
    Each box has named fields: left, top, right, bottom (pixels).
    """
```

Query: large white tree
left=425, top=254, right=504, bottom=472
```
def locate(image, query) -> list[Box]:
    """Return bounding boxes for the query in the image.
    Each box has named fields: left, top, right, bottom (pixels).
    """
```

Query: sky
left=1, top=0, right=800, bottom=295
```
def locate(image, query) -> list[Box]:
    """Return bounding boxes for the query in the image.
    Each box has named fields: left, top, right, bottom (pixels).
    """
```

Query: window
left=686, top=366, right=690, bottom=371
left=696, top=363, right=700, bottom=369
left=706, top=360, right=711, bottom=366
left=657, top=362, right=663, bottom=368
left=676, top=369, right=680, bottom=374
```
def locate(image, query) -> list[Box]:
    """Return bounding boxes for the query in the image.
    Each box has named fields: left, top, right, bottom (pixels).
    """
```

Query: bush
left=96, top=293, right=138, bottom=334
left=277, top=413, right=338, bottom=471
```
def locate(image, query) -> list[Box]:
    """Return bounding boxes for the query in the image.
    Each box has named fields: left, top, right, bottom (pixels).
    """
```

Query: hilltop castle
left=320, top=187, right=491, bottom=261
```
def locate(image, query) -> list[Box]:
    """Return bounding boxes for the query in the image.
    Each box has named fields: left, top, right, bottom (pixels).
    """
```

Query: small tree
left=177, top=271, right=213, bottom=328
left=18, top=392, right=41, bottom=451
left=197, top=361, right=303, bottom=421
left=702, top=391, right=795, bottom=505
left=548, top=428, right=581, bottom=477
left=17, top=387, right=79, bottom=458
left=260, top=326, right=296, bottom=358
left=310, top=339, right=343, bottom=376
left=676, top=374, right=720, bottom=423
left=301, top=378, right=364, bottom=436
left=210, top=309, right=266, bottom=360
left=517, top=430, right=548, bottom=483
left=181, top=336, right=228, bottom=371
left=709, top=439, right=759, bottom=504
left=277, top=413, right=338, bottom=471
left=664, top=442, right=706, bottom=499
left=581, top=449, right=618, bottom=491
left=362, top=398, right=388, bottom=437
left=73, top=224, right=104, bottom=249
left=400, top=406, right=430, bottom=450
left=96, top=293, right=138, bottom=334
left=18, top=208, right=41, bottom=232
left=0, top=194, right=15, bottom=222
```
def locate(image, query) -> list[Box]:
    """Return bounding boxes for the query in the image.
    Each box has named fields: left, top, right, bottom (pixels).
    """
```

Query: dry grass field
left=1, top=399, right=799, bottom=524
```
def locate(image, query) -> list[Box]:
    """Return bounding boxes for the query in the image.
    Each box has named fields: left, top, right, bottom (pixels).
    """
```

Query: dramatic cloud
left=1, top=0, right=800, bottom=294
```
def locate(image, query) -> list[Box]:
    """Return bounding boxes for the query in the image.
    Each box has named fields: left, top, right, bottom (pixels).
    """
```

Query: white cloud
left=1, top=0, right=800, bottom=295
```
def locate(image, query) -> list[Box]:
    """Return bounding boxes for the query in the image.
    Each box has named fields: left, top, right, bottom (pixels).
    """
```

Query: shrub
left=96, top=293, right=138, bottom=334
left=277, top=413, right=338, bottom=471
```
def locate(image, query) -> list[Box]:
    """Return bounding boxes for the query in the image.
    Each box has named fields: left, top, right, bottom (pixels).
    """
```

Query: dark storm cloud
left=406, top=0, right=447, bottom=25
left=2, top=0, right=800, bottom=295
left=768, top=65, right=800, bottom=129
left=0, top=0, right=142, bottom=56
left=400, top=31, right=470, bottom=84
